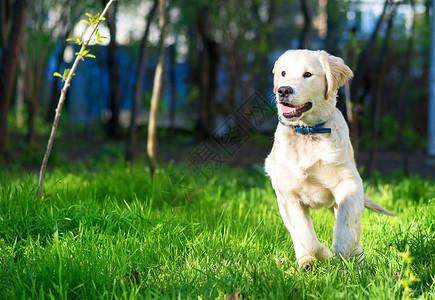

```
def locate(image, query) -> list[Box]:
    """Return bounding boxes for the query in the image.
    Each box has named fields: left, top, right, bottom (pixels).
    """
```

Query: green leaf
left=93, top=29, right=108, bottom=44
left=82, top=12, right=104, bottom=26
left=85, top=54, right=96, bottom=59
left=75, top=52, right=85, bottom=61
left=66, top=35, right=82, bottom=45
left=64, top=69, right=75, bottom=79
left=53, top=72, right=62, bottom=78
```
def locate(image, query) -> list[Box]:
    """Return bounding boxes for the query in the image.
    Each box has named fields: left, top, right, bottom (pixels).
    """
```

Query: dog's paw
left=317, top=246, right=334, bottom=261
left=297, top=254, right=315, bottom=270
left=352, top=247, right=365, bottom=267
left=332, top=243, right=351, bottom=260
left=333, top=243, right=363, bottom=262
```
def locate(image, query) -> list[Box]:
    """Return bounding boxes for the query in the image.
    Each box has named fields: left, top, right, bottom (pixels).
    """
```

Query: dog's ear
left=320, top=51, right=353, bottom=99
left=272, top=57, right=281, bottom=94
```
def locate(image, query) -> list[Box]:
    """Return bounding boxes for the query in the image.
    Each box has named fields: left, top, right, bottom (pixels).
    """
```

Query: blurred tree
left=217, top=1, right=278, bottom=106
left=349, top=0, right=391, bottom=160
left=367, top=3, right=396, bottom=175
left=298, top=0, right=312, bottom=49
left=252, top=0, right=276, bottom=100
left=24, top=0, right=100, bottom=148
left=351, top=0, right=391, bottom=105
left=0, top=0, right=9, bottom=50
left=102, top=0, right=121, bottom=137
left=175, top=0, right=281, bottom=139
left=147, top=0, right=166, bottom=176
left=197, top=5, right=219, bottom=140
left=395, top=0, right=417, bottom=175
left=174, top=0, right=219, bottom=139
left=325, top=0, right=345, bottom=55
left=21, top=0, right=62, bottom=148
left=126, top=0, right=158, bottom=163
left=422, top=0, right=432, bottom=149
left=168, top=43, right=176, bottom=137
left=0, top=0, right=28, bottom=160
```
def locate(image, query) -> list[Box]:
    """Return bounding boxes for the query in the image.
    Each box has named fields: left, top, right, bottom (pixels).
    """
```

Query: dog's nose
left=277, top=86, right=293, bottom=98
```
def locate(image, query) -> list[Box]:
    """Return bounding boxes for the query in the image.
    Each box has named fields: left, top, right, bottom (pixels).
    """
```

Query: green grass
left=0, top=160, right=434, bottom=299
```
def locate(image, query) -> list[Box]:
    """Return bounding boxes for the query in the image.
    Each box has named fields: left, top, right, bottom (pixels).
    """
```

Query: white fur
left=265, top=50, right=390, bottom=268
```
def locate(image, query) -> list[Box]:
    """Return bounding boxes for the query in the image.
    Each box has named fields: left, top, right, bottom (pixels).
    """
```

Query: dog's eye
left=281, top=71, right=286, bottom=77
left=303, top=72, right=312, bottom=78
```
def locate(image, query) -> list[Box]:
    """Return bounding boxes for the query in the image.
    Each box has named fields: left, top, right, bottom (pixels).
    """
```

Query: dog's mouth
left=280, top=102, right=312, bottom=119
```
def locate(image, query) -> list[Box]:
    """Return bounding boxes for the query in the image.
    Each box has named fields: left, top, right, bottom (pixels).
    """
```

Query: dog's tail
left=364, top=194, right=397, bottom=216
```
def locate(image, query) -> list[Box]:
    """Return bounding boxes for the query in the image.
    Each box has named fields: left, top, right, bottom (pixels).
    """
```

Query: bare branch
left=37, top=0, right=117, bottom=198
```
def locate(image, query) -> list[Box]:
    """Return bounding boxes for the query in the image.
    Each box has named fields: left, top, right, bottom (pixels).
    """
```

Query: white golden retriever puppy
left=265, top=49, right=395, bottom=268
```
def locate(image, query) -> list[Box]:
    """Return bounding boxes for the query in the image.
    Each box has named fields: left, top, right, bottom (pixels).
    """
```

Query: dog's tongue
left=281, top=104, right=298, bottom=115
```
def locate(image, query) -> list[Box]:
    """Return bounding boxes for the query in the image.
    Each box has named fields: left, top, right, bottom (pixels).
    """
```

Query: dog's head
left=272, top=50, right=353, bottom=127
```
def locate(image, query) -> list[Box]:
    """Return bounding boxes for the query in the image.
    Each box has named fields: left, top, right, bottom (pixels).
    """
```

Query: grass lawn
left=0, top=159, right=434, bottom=299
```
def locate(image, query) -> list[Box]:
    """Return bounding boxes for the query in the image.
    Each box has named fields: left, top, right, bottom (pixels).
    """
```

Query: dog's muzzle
left=277, top=85, right=312, bottom=119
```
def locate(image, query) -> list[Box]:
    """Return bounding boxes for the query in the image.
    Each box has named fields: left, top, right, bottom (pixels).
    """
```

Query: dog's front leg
left=331, top=180, right=364, bottom=260
left=277, top=195, right=333, bottom=268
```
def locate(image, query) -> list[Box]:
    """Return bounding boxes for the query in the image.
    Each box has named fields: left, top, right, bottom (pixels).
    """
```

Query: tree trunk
left=348, top=0, right=391, bottom=163
left=367, top=5, right=396, bottom=175
left=22, top=11, right=57, bottom=149
left=0, top=0, right=9, bottom=50
left=26, top=95, right=37, bottom=147
left=0, top=0, right=28, bottom=160
left=325, top=0, right=342, bottom=55
left=350, top=0, right=391, bottom=104
left=255, top=0, right=276, bottom=99
left=325, top=0, right=348, bottom=121
left=16, top=54, right=25, bottom=128
left=225, top=38, right=242, bottom=112
left=298, top=0, right=312, bottom=49
left=197, top=7, right=219, bottom=140
left=169, top=43, right=176, bottom=138
left=147, top=0, right=167, bottom=176
left=396, top=1, right=416, bottom=175
left=23, top=46, right=46, bottom=149
left=21, top=47, right=36, bottom=147
left=103, top=0, right=121, bottom=137
left=126, top=0, right=158, bottom=163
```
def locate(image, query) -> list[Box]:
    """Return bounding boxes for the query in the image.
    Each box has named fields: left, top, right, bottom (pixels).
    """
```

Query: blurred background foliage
left=0, top=0, right=434, bottom=176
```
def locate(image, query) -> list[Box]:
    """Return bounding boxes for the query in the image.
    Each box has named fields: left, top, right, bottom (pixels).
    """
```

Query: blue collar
left=294, top=122, right=331, bottom=135
left=278, top=117, right=331, bottom=135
